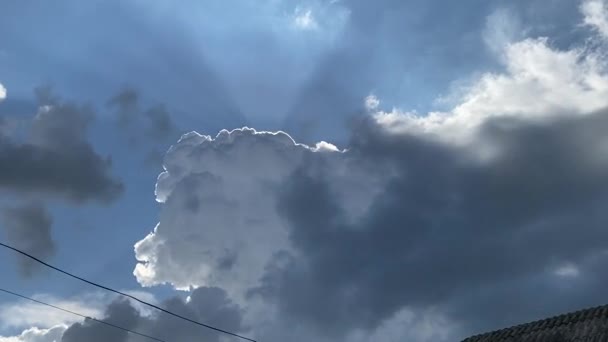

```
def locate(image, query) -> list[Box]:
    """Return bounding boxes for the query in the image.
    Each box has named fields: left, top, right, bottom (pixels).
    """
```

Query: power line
left=0, top=287, right=168, bottom=342
left=0, top=242, right=257, bottom=342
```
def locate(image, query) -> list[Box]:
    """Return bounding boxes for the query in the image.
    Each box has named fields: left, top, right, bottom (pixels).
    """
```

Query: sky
left=1, top=0, right=608, bottom=341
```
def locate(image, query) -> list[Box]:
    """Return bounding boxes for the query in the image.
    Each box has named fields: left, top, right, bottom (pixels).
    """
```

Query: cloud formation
left=374, top=37, right=608, bottom=145
left=281, top=0, right=584, bottom=143
left=4, top=1, right=605, bottom=341
left=0, top=83, right=5, bottom=102
left=581, top=0, right=608, bottom=39
left=131, top=4, right=608, bottom=340
left=134, top=128, right=348, bottom=298
left=0, top=326, right=67, bottom=342
left=255, top=109, right=608, bottom=338
left=60, top=287, right=245, bottom=342
left=1, top=202, right=55, bottom=276
left=0, top=293, right=104, bottom=330
left=0, top=89, right=123, bottom=203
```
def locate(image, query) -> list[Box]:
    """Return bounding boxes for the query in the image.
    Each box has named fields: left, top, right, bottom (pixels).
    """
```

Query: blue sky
left=2, top=0, right=608, bottom=341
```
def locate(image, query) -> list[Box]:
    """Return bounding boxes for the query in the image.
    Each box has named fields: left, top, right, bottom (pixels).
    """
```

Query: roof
left=462, top=304, right=608, bottom=342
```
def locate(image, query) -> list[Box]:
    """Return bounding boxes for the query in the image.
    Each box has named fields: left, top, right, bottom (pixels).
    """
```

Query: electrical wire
left=0, top=242, right=257, bottom=342
left=0, top=287, right=168, bottom=342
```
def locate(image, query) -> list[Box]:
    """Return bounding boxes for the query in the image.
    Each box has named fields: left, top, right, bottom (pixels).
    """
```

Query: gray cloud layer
left=252, top=109, right=608, bottom=338
left=61, top=287, right=247, bottom=342
left=0, top=88, right=123, bottom=276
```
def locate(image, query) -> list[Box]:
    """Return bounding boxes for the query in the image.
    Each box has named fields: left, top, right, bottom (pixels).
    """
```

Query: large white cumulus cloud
left=134, top=128, right=307, bottom=294
left=134, top=128, right=383, bottom=298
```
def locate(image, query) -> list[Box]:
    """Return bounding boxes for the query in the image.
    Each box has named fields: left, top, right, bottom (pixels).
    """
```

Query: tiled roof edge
left=462, top=304, right=608, bottom=341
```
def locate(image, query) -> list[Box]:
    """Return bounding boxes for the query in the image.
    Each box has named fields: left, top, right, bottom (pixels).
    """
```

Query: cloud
left=1, top=202, right=55, bottom=276
left=281, top=0, right=585, bottom=143
left=0, top=293, right=104, bottom=330
left=581, top=0, right=608, bottom=39
left=364, top=94, right=380, bottom=111
left=249, top=13, right=608, bottom=338
left=0, top=88, right=124, bottom=203
left=254, top=109, right=608, bottom=338
left=0, top=290, right=157, bottom=340
left=373, top=36, right=608, bottom=145
left=482, top=8, right=526, bottom=55
left=131, top=5, right=608, bottom=341
left=131, top=115, right=608, bottom=340
left=60, top=287, right=246, bottom=342
left=0, top=326, right=67, bottom=342
left=133, top=128, right=352, bottom=298
left=0, top=83, right=5, bottom=102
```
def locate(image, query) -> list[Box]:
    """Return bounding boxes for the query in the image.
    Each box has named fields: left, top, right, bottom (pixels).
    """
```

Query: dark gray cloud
left=61, top=298, right=140, bottom=342
left=1, top=201, right=55, bottom=276
left=0, top=89, right=124, bottom=203
left=61, top=287, right=247, bottom=342
left=252, top=109, right=608, bottom=339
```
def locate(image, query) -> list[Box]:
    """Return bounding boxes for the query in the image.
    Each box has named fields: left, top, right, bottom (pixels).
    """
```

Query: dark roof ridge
left=462, top=304, right=608, bottom=341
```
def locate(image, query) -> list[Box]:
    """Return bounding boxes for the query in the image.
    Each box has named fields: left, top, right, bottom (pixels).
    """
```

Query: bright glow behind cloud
left=0, top=83, right=6, bottom=102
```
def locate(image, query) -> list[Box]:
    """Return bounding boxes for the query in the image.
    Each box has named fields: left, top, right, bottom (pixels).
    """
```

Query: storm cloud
left=253, top=110, right=608, bottom=338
